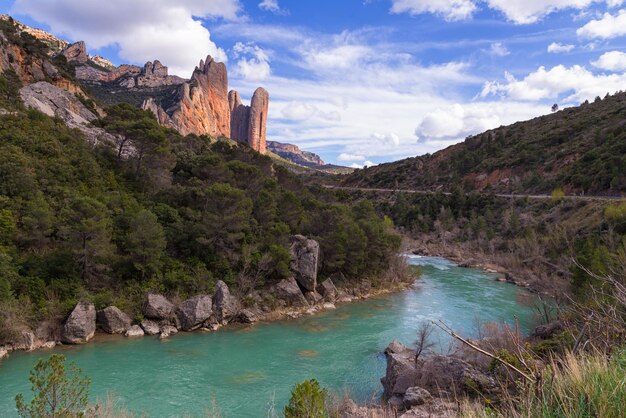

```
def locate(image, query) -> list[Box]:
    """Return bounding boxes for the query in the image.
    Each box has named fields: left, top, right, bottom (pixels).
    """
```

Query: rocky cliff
left=142, top=55, right=269, bottom=154
left=267, top=141, right=325, bottom=166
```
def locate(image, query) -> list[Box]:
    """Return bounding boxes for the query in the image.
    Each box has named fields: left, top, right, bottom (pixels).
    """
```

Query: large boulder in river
left=289, top=235, right=319, bottom=292
left=212, top=281, right=238, bottom=323
left=140, top=319, right=161, bottom=336
left=176, top=295, right=213, bottom=331
left=97, top=306, right=131, bottom=334
left=143, top=293, right=174, bottom=320
left=274, top=277, right=308, bottom=307
left=381, top=341, right=419, bottom=400
left=125, top=325, right=144, bottom=338
left=62, top=301, right=96, bottom=344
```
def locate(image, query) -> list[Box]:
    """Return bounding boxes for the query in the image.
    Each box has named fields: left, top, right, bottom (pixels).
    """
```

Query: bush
left=284, top=379, right=328, bottom=418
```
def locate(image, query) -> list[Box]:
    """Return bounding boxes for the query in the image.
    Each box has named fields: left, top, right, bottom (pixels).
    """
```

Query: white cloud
left=481, top=65, right=626, bottom=102
left=11, top=0, right=239, bottom=76
left=350, top=161, right=376, bottom=169
left=258, top=0, right=288, bottom=15
left=371, top=132, right=401, bottom=147
left=486, top=0, right=599, bottom=24
left=232, top=42, right=271, bottom=81
left=592, top=50, right=626, bottom=71
left=547, top=42, right=576, bottom=53
left=281, top=102, right=342, bottom=121
left=577, top=9, right=626, bottom=39
left=488, top=42, right=510, bottom=56
left=338, top=153, right=366, bottom=161
left=390, top=0, right=477, bottom=21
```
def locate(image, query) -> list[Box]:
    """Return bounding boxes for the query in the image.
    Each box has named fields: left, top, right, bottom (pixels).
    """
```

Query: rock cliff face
left=142, top=56, right=269, bottom=153
left=61, top=41, right=88, bottom=64
left=267, top=141, right=325, bottom=166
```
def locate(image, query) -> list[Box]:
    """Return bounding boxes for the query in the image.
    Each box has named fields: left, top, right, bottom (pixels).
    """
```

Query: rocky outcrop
left=125, top=325, right=144, bottom=338
left=274, top=277, right=309, bottom=307
left=532, top=320, right=564, bottom=340
left=237, top=309, right=258, bottom=324
left=403, top=387, right=432, bottom=409
left=140, top=320, right=161, bottom=336
left=61, top=41, right=88, bottom=64
left=62, top=301, right=96, bottom=344
left=159, top=325, right=178, bottom=339
left=229, top=88, right=269, bottom=153
left=319, top=278, right=338, bottom=302
left=97, top=306, right=131, bottom=334
left=267, top=141, right=325, bottom=167
left=143, top=293, right=175, bottom=320
left=290, top=235, right=320, bottom=292
left=176, top=295, right=213, bottom=331
left=213, top=281, right=238, bottom=323
left=229, top=90, right=250, bottom=142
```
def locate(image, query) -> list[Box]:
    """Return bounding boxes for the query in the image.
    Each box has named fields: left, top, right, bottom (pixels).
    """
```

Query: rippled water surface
left=0, top=256, right=538, bottom=417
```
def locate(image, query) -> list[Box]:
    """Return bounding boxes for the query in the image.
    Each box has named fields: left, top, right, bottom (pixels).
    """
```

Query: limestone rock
left=289, top=235, right=320, bottom=292
left=0, top=346, right=8, bottom=360
left=213, top=281, right=238, bottom=323
left=319, top=278, right=338, bottom=302
left=267, top=141, right=325, bottom=166
left=13, top=331, right=36, bottom=351
left=143, top=293, right=175, bottom=320
left=140, top=320, right=161, bottom=336
left=274, top=277, right=308, bottom=307
left=305, top=291, right=323, bottom=305
left=417, top=355, right=498, bottom=397
left=381, top=343, right=419, bottom=399
left=62, top=301, right=96, bottom=344
left=159, top=325, right=178, bottom=339
left=532, top=320, right=564, bottom=340
left=248, top=87, right=269, bottom=154
left=61, top=41, right=88, bottom=64
left=125, top=325, right=144, bottom=338
left=176, top=295, right=213, bottom=331
left=403, top=387, right=432, bottom=408
left=229, top=90, right=250, bottom=143
left=386, top=340, right=408, bottom=355
left=97, top=306, right=132, bottom=334
left=237, top=309, right=258, bottom=324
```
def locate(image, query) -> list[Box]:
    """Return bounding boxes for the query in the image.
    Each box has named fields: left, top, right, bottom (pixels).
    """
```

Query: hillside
left=343, top=93, right=626, bottom=196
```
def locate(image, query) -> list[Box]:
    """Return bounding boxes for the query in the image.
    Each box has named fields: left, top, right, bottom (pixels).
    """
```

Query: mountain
left=342, top=93, right=626, bottom=196
left=267, top=141, right=325, bottom=167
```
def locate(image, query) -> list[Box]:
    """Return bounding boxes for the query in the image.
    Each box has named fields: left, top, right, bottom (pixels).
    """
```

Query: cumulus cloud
left=350, top=161, right=376, bottom=169
left=232, top=42, right=271, bottom=81
left=338, top=153, right=366, bottom=161
left=371, top=132, right=401, bottom=147
left=488, top=42, right=510, bottom=56
left=548, top=42, right=576, bottom=53
left=592, top=50, right=626, bottom=71
left=281, top=102, right=342, bottom=121
left=390, top=0, right=477, bottom=21
left=259, top=0, right=288, bottom=15
left=11, top=0, right=239, bottom=75
left=577, top=9, right=626, bottom=39
left=415, top=104, right=503, bottom=140
left=481, top=65, right=626, bottom=102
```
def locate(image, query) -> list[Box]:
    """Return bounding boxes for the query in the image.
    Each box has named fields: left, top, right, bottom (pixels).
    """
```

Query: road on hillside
left=322, top=185, right=624, bottom=202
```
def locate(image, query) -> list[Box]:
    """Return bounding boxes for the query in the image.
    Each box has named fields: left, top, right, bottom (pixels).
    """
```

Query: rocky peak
left=267, top=141, right=325, bottom=167
left=61, top=41, right=88, bottom=64
left=143, top=60, right=168, bottom=78
left=229, top=88, right=269, bottom=153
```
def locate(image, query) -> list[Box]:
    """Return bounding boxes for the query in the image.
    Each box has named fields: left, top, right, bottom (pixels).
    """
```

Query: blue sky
left=3, top=0, right=626, bottom=166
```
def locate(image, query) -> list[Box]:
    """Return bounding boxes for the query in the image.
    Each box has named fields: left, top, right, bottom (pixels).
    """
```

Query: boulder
left=382, top=345, right=419, bottom=400
left=97, top=306, right=131, bottom=334
left=0, top=346, right=8, bottom=360
left=159, top=325, right=178, bottom=339
left=274, top=277, right=308, bottom=307
left=125, top=325, right=144, bottom=338
left=62, top=301, right=96, bottom=344
left=305, top=291, right=323, bottom=305
left=319, top=278, right=339, bottom=301
left=532, top=320, right=565, bottom=340
left=143, top=293, right=174, bottom=320
left=403, top=387, right=432, bottom=408
left=176, top=295, right=213, bottom=331
left=237, top=309, right=258, bottom=324
left=140, top=319, right=161, bottom=336
left=213, top=281, right=238, bottom=323
left=386, top=340, right=408, bottom=355
left=289, top=235, right=320, bottom=292
left=12, top=330, right=36, bottom=351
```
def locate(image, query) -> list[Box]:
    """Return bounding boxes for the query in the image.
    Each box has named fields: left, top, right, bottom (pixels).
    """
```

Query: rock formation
left=62, top=301, right=96, bottom=344
left=229, top=87, right=269, bottom=154
left=125, top=325, right=144, bottom=338
left=213, top=281, right=239, bottom=323
left=176, top=295, right=213, bottom=331
left=143, top=293, right=174, bottom=320
left=267, top=141, right=325, bottom=166
left=97, top=306, right=131, bottom=334
left=61, top=41, right=88, bottom=64
left=289, top=235, right=320, bottom=292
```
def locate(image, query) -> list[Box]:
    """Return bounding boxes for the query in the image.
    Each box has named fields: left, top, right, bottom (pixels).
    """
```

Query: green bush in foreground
left=16, top=354, right=91, bottom=418
left=284, top=379, right=328, bottom=418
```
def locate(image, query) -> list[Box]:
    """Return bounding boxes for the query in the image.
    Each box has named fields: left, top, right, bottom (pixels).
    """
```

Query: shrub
left=284, top=379, right=328, bottom=418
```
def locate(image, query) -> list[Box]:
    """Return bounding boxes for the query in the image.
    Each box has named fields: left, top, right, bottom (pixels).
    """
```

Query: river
left=0, top=256, right=539, bottom=417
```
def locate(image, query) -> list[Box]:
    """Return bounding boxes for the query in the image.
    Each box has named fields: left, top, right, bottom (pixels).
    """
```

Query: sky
left=3, top=0, right=626, bottom=167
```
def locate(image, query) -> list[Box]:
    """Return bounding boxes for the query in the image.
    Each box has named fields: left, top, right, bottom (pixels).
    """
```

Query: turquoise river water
left=0, top=256, right=539, bottom=417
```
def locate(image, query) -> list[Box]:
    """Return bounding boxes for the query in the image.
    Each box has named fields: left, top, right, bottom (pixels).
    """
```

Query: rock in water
left=143, top=293, right=174, bottom=320
left=418, top=355, right=498, bottom=397
left=62, top=301, right=96, bottom=344
left=140, top=320, right=161, bottom=336
left=125, top=325, right=144, bottom=338
left=213, top=281, right=238, bottom=323
left=176, top=295, right=213, bottom=331
left=289, top=235, right=320, bottom=292
left=97, top=306, right=132, bottom=334
left=275, top=277, right=308, bottom=307
left=159, top=325, right=178, bottom=339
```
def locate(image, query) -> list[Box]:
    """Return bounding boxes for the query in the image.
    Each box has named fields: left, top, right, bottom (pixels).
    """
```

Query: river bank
left=0, top=256, right=538, bottom=417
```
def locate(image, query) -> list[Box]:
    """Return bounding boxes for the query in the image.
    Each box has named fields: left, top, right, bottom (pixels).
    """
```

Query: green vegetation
left=343, top=91, right=626, bottom=195
left=284, top=379, right=329, bottom=418
left=0, top=104, right=400, bottom=343
left=15, top=354, right=91, bottom=418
